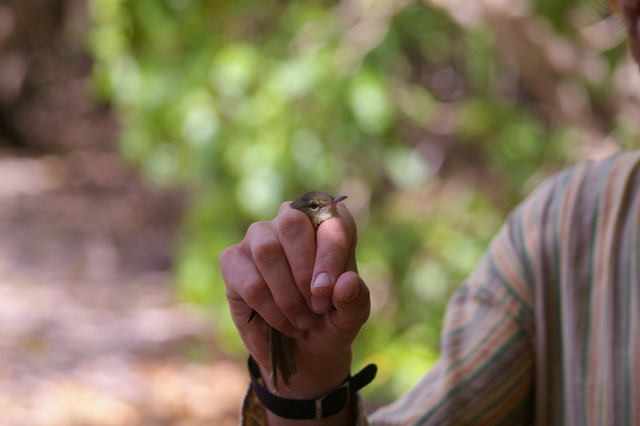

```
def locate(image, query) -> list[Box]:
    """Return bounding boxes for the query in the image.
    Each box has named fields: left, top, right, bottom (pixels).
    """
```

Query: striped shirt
left=370, top=150, right=640, bottom=425
left=241, top=151, right=640, bottom=425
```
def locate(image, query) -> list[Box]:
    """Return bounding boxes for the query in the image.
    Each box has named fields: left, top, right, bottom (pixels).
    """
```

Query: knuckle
left=276, top=208, right=307, bottom=236
left=279, top=201, right=291, bottom=211
left=291, top=264, right=313, bottom=287
left=243, top=277, right=268, bottom=303
left=251, top=239, right=281, bottom=264
left=277, top=295, right=300, bottom=316
left=224, top=287, right=239, bottom=302
left=246, top=221, right=271, bottom=239
left=219, top=245, right=236, bottom=268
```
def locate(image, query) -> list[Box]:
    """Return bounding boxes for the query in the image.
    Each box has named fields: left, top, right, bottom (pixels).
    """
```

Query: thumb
left=330, top=271, right=370, bottom=334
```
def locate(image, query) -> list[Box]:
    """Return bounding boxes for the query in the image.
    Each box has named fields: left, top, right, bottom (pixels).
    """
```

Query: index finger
left=275, top=202, right=317, bottom=299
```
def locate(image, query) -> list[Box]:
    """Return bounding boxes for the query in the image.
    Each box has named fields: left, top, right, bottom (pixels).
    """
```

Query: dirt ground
left=0, top=154, right=247, bottom=425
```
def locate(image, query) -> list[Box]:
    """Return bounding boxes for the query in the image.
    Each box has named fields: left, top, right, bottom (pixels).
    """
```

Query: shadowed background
left=0, top=0, right=638, bottom=424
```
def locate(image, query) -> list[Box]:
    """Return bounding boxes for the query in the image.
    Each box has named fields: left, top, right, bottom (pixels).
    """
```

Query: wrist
left=259, top=351, right=352, bottom=399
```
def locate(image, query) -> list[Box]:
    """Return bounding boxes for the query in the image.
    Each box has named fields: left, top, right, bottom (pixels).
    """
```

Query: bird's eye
left=309, top=202, right=319, bottom=209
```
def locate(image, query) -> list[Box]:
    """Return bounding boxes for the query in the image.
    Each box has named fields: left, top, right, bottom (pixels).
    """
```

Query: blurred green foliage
left=88, top=0, right=638, bottom=405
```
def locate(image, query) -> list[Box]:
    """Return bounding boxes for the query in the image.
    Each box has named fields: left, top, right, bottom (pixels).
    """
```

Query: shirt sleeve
left=240, top=385, right=267, bottom=426
left=370, top=203, right=539, bottom=425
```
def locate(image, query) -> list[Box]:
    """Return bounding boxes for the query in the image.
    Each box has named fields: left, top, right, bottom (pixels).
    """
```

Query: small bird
left=250, top=191, right=348, bottom=391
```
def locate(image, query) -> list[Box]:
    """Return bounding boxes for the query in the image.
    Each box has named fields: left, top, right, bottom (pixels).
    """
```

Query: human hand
left=220, top=200, right=370, bottom=399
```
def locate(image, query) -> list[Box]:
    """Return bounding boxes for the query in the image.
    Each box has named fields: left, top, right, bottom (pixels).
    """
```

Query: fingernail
left=312, top=273, right=331, bottom=290
left=311, top=295, right=332, bottom=313
left=296, top=313, right=313, bottom=330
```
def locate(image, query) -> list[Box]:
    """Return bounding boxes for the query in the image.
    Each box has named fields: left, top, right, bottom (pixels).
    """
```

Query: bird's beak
left=326, top=195, right=347, bottom=206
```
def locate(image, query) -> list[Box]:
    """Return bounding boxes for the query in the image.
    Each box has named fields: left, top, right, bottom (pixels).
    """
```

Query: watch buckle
left=315, top=380, right=350, bottom=420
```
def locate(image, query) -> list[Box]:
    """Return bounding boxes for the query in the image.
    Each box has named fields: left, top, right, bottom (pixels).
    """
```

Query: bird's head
left=291, top=191, right=348, bottom=230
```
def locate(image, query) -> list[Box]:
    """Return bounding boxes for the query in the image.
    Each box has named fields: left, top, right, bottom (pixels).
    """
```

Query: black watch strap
left=248, top=356, right=377, bottom=420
